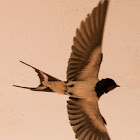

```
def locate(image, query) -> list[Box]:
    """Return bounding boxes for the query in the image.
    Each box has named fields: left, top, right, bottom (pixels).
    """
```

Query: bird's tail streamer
left=13, top=61, right=61, bottom=92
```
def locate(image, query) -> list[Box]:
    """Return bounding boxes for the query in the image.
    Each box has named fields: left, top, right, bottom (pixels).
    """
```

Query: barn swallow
left=14, top=0, right=120, bottom=139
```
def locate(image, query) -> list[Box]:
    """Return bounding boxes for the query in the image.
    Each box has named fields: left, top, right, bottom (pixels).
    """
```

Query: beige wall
left=0, top=0, right=140, bottom=139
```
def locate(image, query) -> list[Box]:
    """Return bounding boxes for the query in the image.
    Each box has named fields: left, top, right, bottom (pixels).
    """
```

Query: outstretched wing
left=67, top=0, right=109, bottom=81
left=67, top=98, right=111, bottom=140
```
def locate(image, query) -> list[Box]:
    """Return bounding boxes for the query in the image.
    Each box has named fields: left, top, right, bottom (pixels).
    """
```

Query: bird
left=13, top=0, right=120, bottom=139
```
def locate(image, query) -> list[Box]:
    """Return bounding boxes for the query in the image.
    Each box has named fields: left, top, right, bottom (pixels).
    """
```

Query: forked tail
left=13, top=61, right=61, bottom=92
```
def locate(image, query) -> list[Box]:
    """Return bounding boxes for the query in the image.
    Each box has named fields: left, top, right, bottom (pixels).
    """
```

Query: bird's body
left=14, top=0, right=120, bottom=139
left=66, top=80, right=98, bottom=98
left=43, top=79, right=98, bottom=98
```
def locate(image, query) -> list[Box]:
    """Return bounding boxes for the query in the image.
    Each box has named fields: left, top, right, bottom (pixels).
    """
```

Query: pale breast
left=66, top=79, right=99, bottom=99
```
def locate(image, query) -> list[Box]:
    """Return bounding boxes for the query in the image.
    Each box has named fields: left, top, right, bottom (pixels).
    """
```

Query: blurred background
left=0, top=0, right=140, bottom=139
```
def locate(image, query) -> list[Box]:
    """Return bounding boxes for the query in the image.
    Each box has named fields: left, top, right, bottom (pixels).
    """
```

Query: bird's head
left=101, top=78, right=120, bottom=93
left=95, top=78, right=120, bottom=98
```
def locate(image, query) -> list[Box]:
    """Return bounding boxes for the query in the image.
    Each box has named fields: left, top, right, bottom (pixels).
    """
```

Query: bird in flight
left=14, top=0, right=120, bottom=139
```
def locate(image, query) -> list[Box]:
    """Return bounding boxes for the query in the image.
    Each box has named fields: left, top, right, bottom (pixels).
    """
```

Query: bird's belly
left=66, top=80, right=98, bottom=99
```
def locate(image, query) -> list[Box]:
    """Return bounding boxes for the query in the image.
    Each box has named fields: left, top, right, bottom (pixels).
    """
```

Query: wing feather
left=67, top=98, right=111, bottom=140
left=67, top=0, right=109, bottom=81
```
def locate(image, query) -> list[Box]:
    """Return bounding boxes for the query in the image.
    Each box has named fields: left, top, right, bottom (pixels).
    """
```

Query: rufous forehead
left=107, top=85, right=116, bottom=92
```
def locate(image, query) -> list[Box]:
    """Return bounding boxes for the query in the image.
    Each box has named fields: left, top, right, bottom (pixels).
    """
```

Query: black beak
left=116, top=85, right=120, bottom=87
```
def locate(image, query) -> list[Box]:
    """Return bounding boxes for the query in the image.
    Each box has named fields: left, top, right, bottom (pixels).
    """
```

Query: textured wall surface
left=0, top=0, right=140, bottom=140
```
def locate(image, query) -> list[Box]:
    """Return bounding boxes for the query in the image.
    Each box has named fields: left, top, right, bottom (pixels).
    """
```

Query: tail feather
left=20, top=61, right=61, bottom=82
left=13, top=61, right=61, bottom=92
left=13, top=84, right=53, bottom=92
